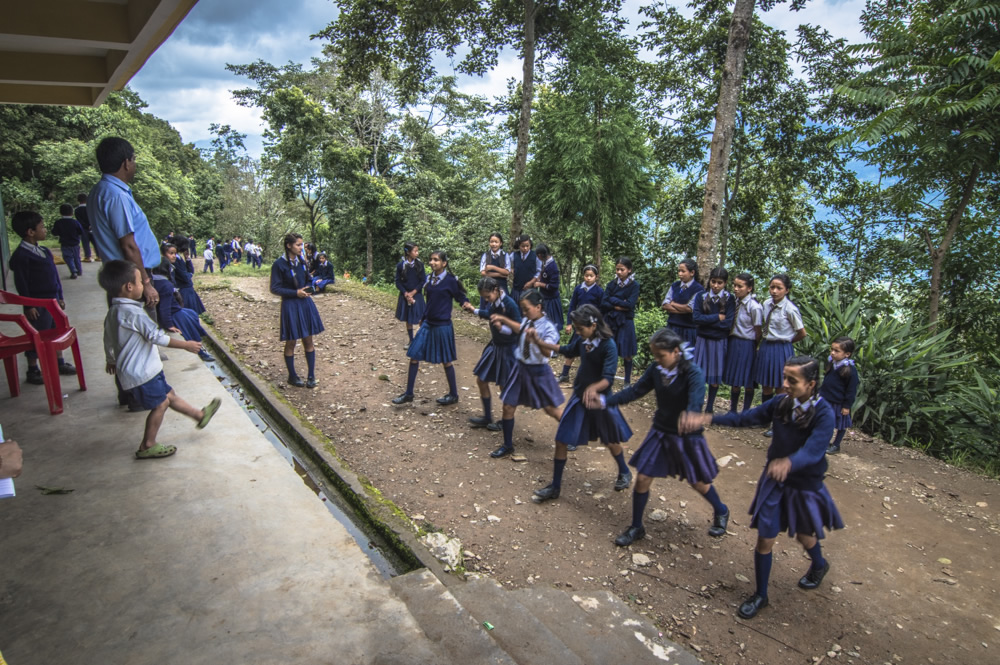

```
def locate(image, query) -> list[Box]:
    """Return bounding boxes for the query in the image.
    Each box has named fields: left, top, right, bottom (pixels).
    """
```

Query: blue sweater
left=478, top=295, right=520, bottom=347
left=51, top=216, right=84, bottom=247
left=559, top=337, right=619, bottom=397
left=819, top=364, right=859, bottom=408
left=10, top=243, right=63, bottom=303
left=665, top=280, right=704, bottom=330
left=607, top=362, right=706, bottom=434
left=691, top=291, right=736, bottom=340
left=270, top=256, right=310, bottom=299
left=567, top=283, right=604, bottom=314
left=538, top=259, right=560, bottom=300
left=151, top=276, right=182, bottom=330
left=601, top=279, right=640, bottom=329
left=511, top=251, right=537, bottom=292
left=313, top=262, right=336, bottom=282
left=395, top=259, right=426, bottom=293
left=172, top=259, right=194, bottom=289
left=423, top=272, right=469, bottom=326
left=714, top=397, right=834, bottom=491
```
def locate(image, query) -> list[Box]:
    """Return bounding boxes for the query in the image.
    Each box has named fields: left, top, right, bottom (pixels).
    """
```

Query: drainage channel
left=206, top=361, right=406, bottom=579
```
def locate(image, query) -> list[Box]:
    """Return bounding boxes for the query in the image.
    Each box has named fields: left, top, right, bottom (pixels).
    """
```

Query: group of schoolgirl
left=302, top=242, right=337, bottom=293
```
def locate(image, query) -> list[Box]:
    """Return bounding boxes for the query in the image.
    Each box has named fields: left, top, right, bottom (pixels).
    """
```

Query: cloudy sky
left=130, top=0, right=866, bottom=156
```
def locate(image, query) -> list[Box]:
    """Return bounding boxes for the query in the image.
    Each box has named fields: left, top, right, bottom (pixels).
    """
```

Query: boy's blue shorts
left=128, top=371, right=172, bottom=410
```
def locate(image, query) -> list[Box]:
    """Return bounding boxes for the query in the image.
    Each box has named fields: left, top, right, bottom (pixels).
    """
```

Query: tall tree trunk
left=718, top=151, right=743, bottom=268
left=510, top=0, right=537, bottom=244
left=696, top=0, right=756, bottom=283
left=593, top=209, right=602, bottom=274
left=926, top=165, right=979, bottom=331
left=365, top=221, right=374, bottom=279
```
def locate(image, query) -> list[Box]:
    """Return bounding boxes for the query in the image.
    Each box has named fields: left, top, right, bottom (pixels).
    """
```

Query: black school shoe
left=708, top=509, right=730, bottom=537
left=468, top=416, right=491, bottom=428
left=25, top=367, right=44, bottom=385
left=485, top=421, right=502, bottom=432
left=798, top=561, right=830, bottom=590
left=57, top=362, right=77, bottom=375
left=614, top=470, right=633, bottom=492
left=614, top=525, right=646, bottom=547
left=532, top=484, right=560, bottom=503
left=436, top=394, right=459, bottom=406
left=826, top=444, right=841, bottom=455
left=391, top=393, right=414, bottom=405
left=738, top=593, right=769, bottom=619
left=305, top=377, right=317, bottom=389
left=287, top=376, right=306, bottom=388
left=489, top=446, right=513, bottom=459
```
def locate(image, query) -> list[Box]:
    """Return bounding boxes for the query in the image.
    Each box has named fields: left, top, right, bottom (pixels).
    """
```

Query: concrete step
left=449, top=578, right=584, bottom=665
left=389, top=569, right=517, bottom=665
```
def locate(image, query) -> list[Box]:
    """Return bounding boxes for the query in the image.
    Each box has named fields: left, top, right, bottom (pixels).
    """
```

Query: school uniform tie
left=582, top=339, right=597, bottom=352
left=731, top=299, right=744, bottom=336
left=522, top=321, right=535, bottom=358
left=431, top=275, right=441, bottom=286
left=658, top=367, right=678, bottom=385
left=763, top=303, right=775, bottom=339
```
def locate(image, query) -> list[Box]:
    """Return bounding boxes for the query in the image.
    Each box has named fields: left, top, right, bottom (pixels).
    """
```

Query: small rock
left=487, top=515, right=501, bottom=523
left=735, top=573, right=750, bottom=583
left=420, top=532, right=462, bottom=570
left=648, top=509, right=669, bottom=522
left=511, top=454, right=528, bottom=462
left=717, top=455, right=732, bottom=467
left=632, top=553, right=652, bottom=567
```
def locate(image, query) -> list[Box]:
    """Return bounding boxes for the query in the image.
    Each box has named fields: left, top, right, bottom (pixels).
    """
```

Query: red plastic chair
left=0, top=313, right=36, bottom=399
left=0, top=291, right=87, bottom=415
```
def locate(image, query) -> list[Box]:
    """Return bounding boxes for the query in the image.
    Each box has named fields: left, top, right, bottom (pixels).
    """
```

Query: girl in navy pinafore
left=704, top=355, right=843, bottom=620
left=691, top=266, right=736, bottom=413
left=166, top=239, right=205, bottom=315
left=723, top=272, right=763, bottom=413
left=526, top=243, right=564, bottom=330
left=394, top=242, right=426, bottom=343
left=393, top=250, right=469, bottom=406
left=603, top=328, right=731, bottom=547
left=270, top=233, right=325, bottom=388
left=468, top=277, right=520, bottom=433
left=311, top=252, right=336, bottom=293
left=558, top=264, right=604, bottom=383
left=479, top=232, right=511, bottom=304
left=509, top=234, right=541, bottom=305
left=600, top=257, right=640, bottom=385
left=819, top=336, right=860, bottom=455
left=529, top=305, right=633, bottom=502
left=661, top=258, right=704, bottom=347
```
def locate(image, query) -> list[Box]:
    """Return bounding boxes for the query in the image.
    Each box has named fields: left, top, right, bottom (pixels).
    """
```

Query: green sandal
left=135, top=443, right=177, bottom=459
left=197, top=397, right=222, bottom=430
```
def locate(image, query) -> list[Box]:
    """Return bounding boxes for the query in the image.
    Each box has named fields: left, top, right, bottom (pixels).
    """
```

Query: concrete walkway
left=0, top=273, right=440, bottom=664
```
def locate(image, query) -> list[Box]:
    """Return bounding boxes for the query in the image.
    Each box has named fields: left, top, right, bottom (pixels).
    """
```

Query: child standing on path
left=690, top=355, right=842, bottom=619
left=529, top=305, right=633, bottom=501
left=723, top=273, right=763, bottom=413
left=691, top=267, right=736, bottom=412
left=100, top=260, right=220, bottom=459
left=203, top=245, right=215, bottom=273
left=392, top=251, right=469, bottom=406
left=597, top=328, right=730, bottom=547
left=394, top=243, right=426, bottom=344
left=820, top=337, right=859, bottom=455
left=600, top=257, right=640, bottom=385
left=51, top=203, right=85, bottom=279
left=661, top=259, right=704, bottom=346
left=558, top=265, right=603, bottom=384
left=270, top=233, right=325, bottom=389
left=8, top=211, right=78, bottom=385
left=526, top=243, right=564, bottom=330
left=468, top=277, right=520, bottom=433
left=756, top=275, right=807, bottom=435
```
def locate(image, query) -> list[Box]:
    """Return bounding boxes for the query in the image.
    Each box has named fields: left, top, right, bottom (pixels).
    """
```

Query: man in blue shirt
left=88, top=137, right=161, bottom=308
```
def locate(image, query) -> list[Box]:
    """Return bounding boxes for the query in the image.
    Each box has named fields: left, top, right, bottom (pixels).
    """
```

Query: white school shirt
left=761, top=297, right=804, bottom=342
left=514, top=316, right=559, bottom=364
left=731, top=294, right=764, bottom=339
left=203, top=248, right=214, bottom=261
left=104, top=297, right=171, bottom=390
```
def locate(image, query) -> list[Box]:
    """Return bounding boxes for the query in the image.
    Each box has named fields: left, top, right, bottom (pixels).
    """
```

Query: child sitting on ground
left=100, top=259, right=221, bottom=459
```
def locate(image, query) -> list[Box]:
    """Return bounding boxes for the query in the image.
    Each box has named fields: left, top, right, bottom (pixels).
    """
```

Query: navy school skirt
left=668, top=324, right=699, bottom=347
left=473, top=342, right=516, bottom=388
left=694, top=336, right=727, bottom=385
left=280, top=296, right=325, bottom=341
left=174, top=307, right=206, bottom=343
left=723, top=337, right=757, bottom=388
left=554, top=394, right=632, bottom=447
left=749, top=472, right=844, bottom=539
left=396, top=292, right=426, bottom=325
left=543, top=297, right=564, bottom=331
left=179, top=286, right=205, bottom=315
left=828, top=402, right=853, bottom=430
left=628, top=429, right=719, bottom=484
left=501, top=361, right=564, bottom=409
left=407, top=321, right=456, bottom=364
left=613, top=320, right=638, bottom=358
left=755, top=340, right=793, bottom=388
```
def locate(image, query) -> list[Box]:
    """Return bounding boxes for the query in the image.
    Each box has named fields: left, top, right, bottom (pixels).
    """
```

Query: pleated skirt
left=407, top=322, right=456, bottom=364
left=749, top=472, right=844, bottom=539
left=543, top=297, right=565, bottom=331
left=179, top=286, right=205, bottom=315
left=501, top=361, right=564, bottom=409
left=694, top=336, right=727, bottom=384
left=554, top=395, right=632, bottom=447
left=396, top=292, right=426, bottom=324
left=473, top=342, right=516, bottom=388
left=723, top=337, right=757, bottom=388
left=613, top=320, right=637, bottom=358
left=174, top=307, right=206, bottom=343
left=755, top=340, right=793, bottom=388
left=628, top=429, right=719, bottom=484
left=280, top=297, right=325, bottom=341
left=828, top=403, right=853, bottom=430
left=668, top=324, right=699, bottom=346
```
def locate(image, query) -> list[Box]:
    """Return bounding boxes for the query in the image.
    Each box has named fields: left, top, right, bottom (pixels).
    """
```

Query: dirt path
left=197, top=269, right=999, bottom=665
